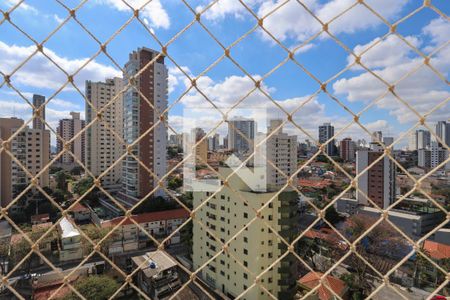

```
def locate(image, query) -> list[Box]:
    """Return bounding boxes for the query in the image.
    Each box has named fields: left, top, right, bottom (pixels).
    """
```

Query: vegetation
left=168, top=176, right=183, bottom=190
left=66, top=275, right=120, bottom=300
left=80, top=224, right=118, bottom=255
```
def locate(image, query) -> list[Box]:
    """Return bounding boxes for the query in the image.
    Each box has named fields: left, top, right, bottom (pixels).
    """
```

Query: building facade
left=227, top=118, right=255, bottom=154
left=0, top=118, right=50, bottom=207
left=266, top=119, right=297, bottom=187
left=356, top=147, right=396, bottom=209
left=318, top=123, right=336, bottom=156
left=32, top=94, right=46, bottom=131
left=56, top=112, right=86, bottom=165
left=121, top=47, right=168, bottom=204
left=339, top=138, right=356, bottom=162
left=85, top=78, right=124, bottom=192
left=193, top=167, right=299, bottom=300
left=100, top=209, right=188, bottom=254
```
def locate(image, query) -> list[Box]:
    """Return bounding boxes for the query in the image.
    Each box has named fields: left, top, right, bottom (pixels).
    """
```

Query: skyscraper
left=356, top=147, right=396, bottom=209
left=227, top=117, right=255, bottom=154
left=417, top=129, right=431, bottom=150
left=207, top=133, right=220, bottom=151
left=32, top=94, right=46, bottom=130
left=120, top=47, right=168, bottom=204
left=86, top=78, right=124, bottom=192
left=318, top=122, right=336, bottom=156
left=56, top=112, right=86, bottom=165
left=436, top=121, right=449, bottom=147
left=0, top=118, right=50, bottom=207
left=266, top=119, right=297, bottom=187
left=340, top=137, right=356, bottom=162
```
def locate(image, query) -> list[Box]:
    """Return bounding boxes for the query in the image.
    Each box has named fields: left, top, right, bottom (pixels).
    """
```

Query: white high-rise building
left=372, top=131, right=383, bottom=143
left=318, top=122, right=336, bottom=156
left=383, top=137, right=394, bottom=147
left=57, top=112, right=85, bottom=165
left=266, top=119, right=297, bottom=187
left=356, top=146, right=396, bottom=209
left=430, top=141, right=448, bottom=170
left=417, top=130, right=431, bottom=150
left=436, top=121, right=450, bottom=147
left=86, top=78, right=124, bottom=192
left=120, top=48, right=168, bottom=204
left=227, top=118, right=255, bottom=154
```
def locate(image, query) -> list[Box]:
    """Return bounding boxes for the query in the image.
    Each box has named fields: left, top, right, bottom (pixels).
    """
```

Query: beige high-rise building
left=0, top=118, right=50, bottom=207
left=56, top=112, right=85, bottom=165
left=193, top=167, right=299, bottom=300
left=86, top=78, right=124, bottom=192
left=266, top=120, right=297, bottom=187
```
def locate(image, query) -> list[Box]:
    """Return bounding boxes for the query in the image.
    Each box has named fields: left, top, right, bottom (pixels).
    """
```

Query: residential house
left=58, top=217, right=83, bottom=262
left=298, top=271, right=348, bottom=300
left=132, top=250, right=182, bottom=299
left=101, top=209, right=189, bottom=254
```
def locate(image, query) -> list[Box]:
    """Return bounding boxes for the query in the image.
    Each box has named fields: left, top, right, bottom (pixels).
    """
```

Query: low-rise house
left=70, top=203, right=91, bottom=223
left=58, top=217, right=83, bottom=262
left=132, top=250, right=182, bottom=299
left=298, top=271, right=348, bottom=300
left=101, top=209, right=189, bottom=254
left=31, top=213, right=50, bottom=225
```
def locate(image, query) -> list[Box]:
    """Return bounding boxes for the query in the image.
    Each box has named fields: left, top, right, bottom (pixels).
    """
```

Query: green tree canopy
left=66, top=275, right=120, bottom=300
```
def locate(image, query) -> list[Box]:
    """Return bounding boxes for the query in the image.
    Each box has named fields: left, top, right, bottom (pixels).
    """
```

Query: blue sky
left=0, top=0, right=449, bottom=148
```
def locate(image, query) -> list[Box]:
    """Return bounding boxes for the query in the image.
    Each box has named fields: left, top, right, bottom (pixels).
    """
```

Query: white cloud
left=98, top=0, right=170, bottom=29
left=199, top=0, right=408, bottom=44
left=0, top=40, right=121, bottom=91
left=168, top=66, right=191, bottom=94
left=3, top=0, right=38, bottom=13
left=53, top=14, right=64, bottom=24
left=333, top=18, right=450, bottom=125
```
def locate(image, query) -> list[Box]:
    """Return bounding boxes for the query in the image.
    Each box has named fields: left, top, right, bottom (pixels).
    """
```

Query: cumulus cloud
left=0, top=41, right=121, bottom=91
left=333, top=18, right=450, bottom=125
left=98, top=0, right=170, bottom=29
left=199, top=0, right=407, bottom=44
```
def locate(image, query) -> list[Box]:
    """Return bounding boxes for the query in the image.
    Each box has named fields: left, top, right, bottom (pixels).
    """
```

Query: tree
left=168, top=176, right=182, bottom=190
left=55, top=170, right=69, bottom=191
left=80, top=224, right=118, bottom=255
left=73, top=177, right=94, bottom=196
left=325, top=206, right=341, bottom=225
left=66, top=275, right=120, bottom=300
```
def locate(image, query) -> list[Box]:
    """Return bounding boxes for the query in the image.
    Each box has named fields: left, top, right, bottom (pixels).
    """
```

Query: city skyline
left=0, top=1, right=449, bottom=149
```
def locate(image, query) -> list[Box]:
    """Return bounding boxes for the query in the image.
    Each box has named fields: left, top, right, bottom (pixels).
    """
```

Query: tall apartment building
left=32, top=94, right=46, bottom=130
left=56, top=112, right=85, bottom=165
left=0, top=118, right=50, bottom=207
left=436, top=121, right=450, bottom=147
left=372, top=131, right=383, bottom=143
left=356, top=146, right=396, bottom=209
left=120, top=47, right=168, bottom=203
left=417, top=129, right=431, bottom=150
left=227, top=118, right=255, bottom=154
left=190, top=127, right=208, bottom=164
left=418, top=148, right=431, bottom=169
left=339, top=137, right=356, bottom=162
left=208, top=133, right=220, bottom=151
left=408, top=131, right=417, bottom=151
left=86, top=78, right=124, bottom=192
left=193, top=167, right=299, bottom=300
left=430, top=141, right=448, bottom=170
left=266, top=119, right=297, bottom=187
left=318, top=122, right=336, bottom=156
left=168, top=133, right=184, bottom=149
left=383, top=136, right=394, bottom=147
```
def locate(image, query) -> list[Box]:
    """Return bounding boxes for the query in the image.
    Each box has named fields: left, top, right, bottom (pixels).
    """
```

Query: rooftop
left=59, top=217, right=80, bottom=239
left=101, top=208, right=189, bottom=227
left=298, top=271, right=347, bottom=300
left=423, top=240, right=450, bottom=260
left=131, top=250, right=178, bottom=278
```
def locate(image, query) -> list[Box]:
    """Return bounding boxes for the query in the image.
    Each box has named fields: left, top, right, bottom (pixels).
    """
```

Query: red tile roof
left=31, top=213, right=50, bottom=222
left=299, top=272, right=347, bottom=300
left=424, top=240, right=450, bottom=260
left=101, top=208, right=189, bottom=228
left=71, top=202, right=89, bottom=212
left=303, top=229, right=348, bottom=250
